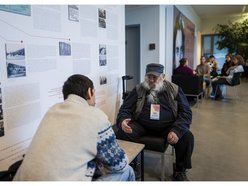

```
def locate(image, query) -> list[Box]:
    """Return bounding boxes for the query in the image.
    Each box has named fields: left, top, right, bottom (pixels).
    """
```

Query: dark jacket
left=116, top=81, right=192, bottom=139
left=174, top=66, right=195, bottom=76
left=221, top=61, right=233, bottom=76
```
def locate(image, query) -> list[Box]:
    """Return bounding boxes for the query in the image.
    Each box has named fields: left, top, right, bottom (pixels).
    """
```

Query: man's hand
left=167, top=131, right=179, bottom=144
left=121, top=118, right=132, bottom=133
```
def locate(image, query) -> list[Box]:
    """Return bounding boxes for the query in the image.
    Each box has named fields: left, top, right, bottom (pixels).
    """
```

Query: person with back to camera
left=14, top=74, right=135, bottom=181
left=174, top=58, right=196, bottom=76
left=210, top=55, right=244, bottom=100
left=116, top=63, right=194, bottom=181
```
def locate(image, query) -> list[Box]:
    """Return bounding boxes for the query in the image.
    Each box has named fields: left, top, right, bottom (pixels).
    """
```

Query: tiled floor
left=143, top=79, right=248, bottom=181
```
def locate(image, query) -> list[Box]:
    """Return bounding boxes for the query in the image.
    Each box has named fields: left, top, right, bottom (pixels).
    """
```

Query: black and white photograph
left=98, top=8, right=106, bottom=19
left=100, top=76, right=107, bottom=85
left=98, top=8, right=106, bottom=28
left=6, top=43, right=25, bottom=60
left=59, top=42, right=71, bottom=56
left=68, top=5, right=79, bottom=22
left=6, top=43, right=26, bottom=78
left=0, top=104, right=3, bottom=120
left=0, top=121, right=4, bottom=137
left=99, top=44, right=107, bottom=66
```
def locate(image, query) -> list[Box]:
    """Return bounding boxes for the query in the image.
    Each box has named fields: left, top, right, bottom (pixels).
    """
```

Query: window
left=201, top=34, right=228, bottom=70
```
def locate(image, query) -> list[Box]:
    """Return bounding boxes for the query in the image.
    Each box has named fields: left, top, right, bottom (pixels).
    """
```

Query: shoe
left=215, top=95, right=224, bottom=100
left=210, top=94, right=215, bottom=99
left=173, top=171, right=189, bottom=181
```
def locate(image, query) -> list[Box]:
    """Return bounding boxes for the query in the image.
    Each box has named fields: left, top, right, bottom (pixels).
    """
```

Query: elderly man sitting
left=116, top=63, right=194, bottom=181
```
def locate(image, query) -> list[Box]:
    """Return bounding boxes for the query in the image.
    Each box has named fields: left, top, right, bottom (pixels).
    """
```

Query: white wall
left=125, top=5, right=160, bottom=80
left=125, top=5, right=202, bottom=81
left=0, top=5, right=125, bottom=170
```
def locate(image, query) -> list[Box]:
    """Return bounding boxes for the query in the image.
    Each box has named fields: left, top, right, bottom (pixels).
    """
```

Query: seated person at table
left=174, top=58, right=196, bottom=76
left=116, top=63, right=194, bottom=181
left=14, top=74, right=135, bottom=181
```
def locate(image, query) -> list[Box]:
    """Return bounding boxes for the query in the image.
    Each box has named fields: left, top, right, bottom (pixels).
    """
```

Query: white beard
left=142, top=78, right=164, bottom=92
left=142, top=78, right=164, bottom=104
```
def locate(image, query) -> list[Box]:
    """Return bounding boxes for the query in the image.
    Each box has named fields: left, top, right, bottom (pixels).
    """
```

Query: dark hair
left=234, top=55, right=244, bottom=65
left=226, top=53, right=232, bottom=58
left=209, top=55, right=215, bottom=59
left=179, top=58, right=188, bottom=66
left=62, top=74, right=94, bottom=100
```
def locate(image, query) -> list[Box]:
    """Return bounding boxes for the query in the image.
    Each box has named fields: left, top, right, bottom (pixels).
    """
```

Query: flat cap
left=146, top=63, right=164, bottom=77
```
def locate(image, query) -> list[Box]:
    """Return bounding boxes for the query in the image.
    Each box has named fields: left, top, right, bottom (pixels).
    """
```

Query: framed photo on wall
left=173, top=7, right=195, bottom=70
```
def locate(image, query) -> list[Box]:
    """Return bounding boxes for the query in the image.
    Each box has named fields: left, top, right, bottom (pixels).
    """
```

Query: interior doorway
left=125, top=25, right=140, bottom=91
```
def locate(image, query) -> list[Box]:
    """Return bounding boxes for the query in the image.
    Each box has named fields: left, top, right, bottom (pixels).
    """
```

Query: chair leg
left=160, top=152, right=166, bottom=181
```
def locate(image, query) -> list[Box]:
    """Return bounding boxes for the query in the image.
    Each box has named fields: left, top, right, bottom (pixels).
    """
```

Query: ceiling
left=190, top=5, right=246, bottom=18
left=126, top=5, right=247, bottom=19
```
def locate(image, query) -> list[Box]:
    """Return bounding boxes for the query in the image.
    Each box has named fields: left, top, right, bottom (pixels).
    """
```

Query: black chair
left=172, top=75, right=204, bottom=106
left=136, top=135, right=174, bottom=180
left=230, top=72, right=242, bottom=86
left=118, top=75, right=175, bottom=180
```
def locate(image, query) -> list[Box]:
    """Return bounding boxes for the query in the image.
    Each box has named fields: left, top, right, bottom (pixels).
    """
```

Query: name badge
left=150, top=104, right=160, bottom=120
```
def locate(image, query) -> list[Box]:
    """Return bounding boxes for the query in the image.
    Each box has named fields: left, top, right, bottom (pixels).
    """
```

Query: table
left=117, top=139, right=145, bottom=181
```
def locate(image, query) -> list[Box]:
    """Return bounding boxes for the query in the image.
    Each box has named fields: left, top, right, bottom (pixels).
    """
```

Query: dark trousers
left=212, top=78, right=229, bottom=97
left=115, top=121, right=194, bottom=171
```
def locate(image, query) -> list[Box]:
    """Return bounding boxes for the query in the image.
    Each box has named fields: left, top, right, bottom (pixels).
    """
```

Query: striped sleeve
left=96, top=125, right=128, bottom=172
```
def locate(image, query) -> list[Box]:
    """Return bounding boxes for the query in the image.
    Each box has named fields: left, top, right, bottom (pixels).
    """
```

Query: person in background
left=196, top=56, right=211, bottom=88
left=221, top=54, right=233, bottom=76
left=174, top=58, right=196, bottom=76
left=116, top=63, right=194, bottom=181
left=208, top=55, right=219, bottom=78
left=14, top=74, right=135, bottom=181
left=211, top=55, right=244, bottom=100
